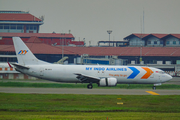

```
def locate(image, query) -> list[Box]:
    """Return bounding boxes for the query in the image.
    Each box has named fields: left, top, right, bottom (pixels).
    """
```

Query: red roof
left=1, top=35, right=180, bottom=57
left=26, top=43, right=75, bottom=55
left=132, top=33, right=149, bottom=38
left=169, top=34, right=180, bottom=39
left=124, top=34, right=149, bottom=40
left=69, top=41, right=84, bottom=45
left=0, top=13, right=42, bottom=21
left=124, top=33, right=178, bottom=40
left=55, top=46, right=180, bottom=56
left=0, top=37, right=75, bottom=55
left=150, top=34, right=167, bottom=38
left=0, top=33, right=74, bottom=38
left=26, top=36, right=42, bottom=43
left=1, top=43, right=180, bottom=56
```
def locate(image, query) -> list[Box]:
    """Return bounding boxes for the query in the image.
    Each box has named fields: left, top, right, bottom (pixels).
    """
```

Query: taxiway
left=0, top=87, right=179, bottom=95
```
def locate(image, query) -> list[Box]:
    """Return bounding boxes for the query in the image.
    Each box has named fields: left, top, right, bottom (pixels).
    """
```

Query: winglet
left=7, top=62, right=13, bottom=68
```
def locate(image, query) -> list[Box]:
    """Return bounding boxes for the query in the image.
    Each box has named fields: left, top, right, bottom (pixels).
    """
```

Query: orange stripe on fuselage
left=141, top=67, right=153, bottom=79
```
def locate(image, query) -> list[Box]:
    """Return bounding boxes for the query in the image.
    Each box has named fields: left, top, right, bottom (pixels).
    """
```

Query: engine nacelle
left=98, top=78, right=117, bottom=87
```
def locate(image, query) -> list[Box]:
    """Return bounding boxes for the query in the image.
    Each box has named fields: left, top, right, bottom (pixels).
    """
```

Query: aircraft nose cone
left=166, top=74, right=172, bottom=81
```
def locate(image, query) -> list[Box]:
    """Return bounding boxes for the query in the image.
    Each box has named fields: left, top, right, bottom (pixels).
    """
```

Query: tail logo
left=18, top=50, right=28, bottom=55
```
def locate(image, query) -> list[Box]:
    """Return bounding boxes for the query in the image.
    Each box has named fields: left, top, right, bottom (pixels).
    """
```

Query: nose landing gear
left=152, top=83, right=161, bottom=90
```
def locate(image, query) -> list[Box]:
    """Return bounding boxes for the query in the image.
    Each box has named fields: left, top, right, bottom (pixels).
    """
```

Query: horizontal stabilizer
left=12, top=63, right=29, bottom=69
left=7, top=62, right=13, bottom=68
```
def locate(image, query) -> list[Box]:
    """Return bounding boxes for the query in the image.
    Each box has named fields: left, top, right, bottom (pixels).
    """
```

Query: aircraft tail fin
left=13, top=37, right=50, bottom=65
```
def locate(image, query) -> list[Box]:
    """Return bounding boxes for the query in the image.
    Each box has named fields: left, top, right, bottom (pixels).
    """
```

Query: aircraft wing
left=74, top=73, right=100, bottom=83
left=11, top=63, right=30, bottom=69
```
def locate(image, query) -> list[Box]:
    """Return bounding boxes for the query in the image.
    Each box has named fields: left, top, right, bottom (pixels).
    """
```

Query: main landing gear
left=87, top=83, right=93, bottom=89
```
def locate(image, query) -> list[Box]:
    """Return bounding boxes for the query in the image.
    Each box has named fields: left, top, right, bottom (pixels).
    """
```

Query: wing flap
left=74, top=73, right=100, bottom=83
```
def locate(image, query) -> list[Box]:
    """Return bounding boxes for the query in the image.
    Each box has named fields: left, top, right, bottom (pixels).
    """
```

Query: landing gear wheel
left=152, top=86, right=156, bottom=90
left=87, top=84, right=93, bottom=89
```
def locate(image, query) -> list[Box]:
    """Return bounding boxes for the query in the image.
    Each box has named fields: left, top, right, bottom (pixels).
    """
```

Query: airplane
left=10, top=37, right=172, bottom=90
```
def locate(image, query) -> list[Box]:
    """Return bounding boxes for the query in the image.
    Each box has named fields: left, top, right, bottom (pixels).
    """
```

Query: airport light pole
left=107, top=30, right=112, bottom=47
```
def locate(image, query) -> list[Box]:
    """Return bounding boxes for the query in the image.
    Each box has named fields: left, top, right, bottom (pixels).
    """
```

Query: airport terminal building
left=1, top=11, right=180, bottom=79
left=1, top=36, right=180, bottom=78
left=0, top=11, right=84, bottom=46
left=1, top=34, right=180, bottom=65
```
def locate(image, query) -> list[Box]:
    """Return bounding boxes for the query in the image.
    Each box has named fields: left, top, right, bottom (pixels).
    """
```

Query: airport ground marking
left=117, top=102, right=123, bottom=105
left=117, top=98, right=123, bottom=105
left=146, top=91, right=160, bottom=95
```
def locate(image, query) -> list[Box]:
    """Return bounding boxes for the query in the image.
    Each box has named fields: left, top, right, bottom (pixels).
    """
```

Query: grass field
left=0, top=93, right=180, bottom=119
left=0, top=79, right=180, bottom=119
left=1, top=111, right=180, bottom=120
left=0, top=81, right=180, bottom=89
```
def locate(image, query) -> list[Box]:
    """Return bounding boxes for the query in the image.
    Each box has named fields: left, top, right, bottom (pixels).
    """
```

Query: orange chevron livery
left=141, top=67, right=154, bottom=79
left=18, top=50, right=28, bottom=55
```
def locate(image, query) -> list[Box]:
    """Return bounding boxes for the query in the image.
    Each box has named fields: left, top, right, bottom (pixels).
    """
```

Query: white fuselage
left=11, top=37, right=173, bottom=89
left=17, top=64, right=172, bottom=84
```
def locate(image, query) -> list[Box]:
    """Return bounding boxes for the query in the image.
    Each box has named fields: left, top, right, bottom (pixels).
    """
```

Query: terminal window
left=173, top=41, right=176, bottom=45
left=154, top=41, right=157, bottom=44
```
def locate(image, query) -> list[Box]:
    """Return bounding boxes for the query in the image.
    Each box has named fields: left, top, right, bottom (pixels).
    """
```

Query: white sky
left=1, top=0, right=180, bottom=45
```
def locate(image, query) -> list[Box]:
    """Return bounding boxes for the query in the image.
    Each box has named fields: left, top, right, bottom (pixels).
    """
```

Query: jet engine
left=98, top=78, right=117, bottom=87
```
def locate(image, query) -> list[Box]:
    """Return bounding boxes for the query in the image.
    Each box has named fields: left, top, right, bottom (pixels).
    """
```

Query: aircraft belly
left=116, top=77, right=159, bottom=84
left=117, top=78, right=139, bottom=84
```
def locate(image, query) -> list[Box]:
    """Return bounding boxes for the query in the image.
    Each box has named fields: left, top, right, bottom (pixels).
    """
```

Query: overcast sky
left=1, top=0, right=180, bottom=45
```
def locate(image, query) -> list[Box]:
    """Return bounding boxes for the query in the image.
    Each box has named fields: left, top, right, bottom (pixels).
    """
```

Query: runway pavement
left=0, top=77, right=179, bottom=95
left=0, top=77, right=179, bottom=84
left=0, top=87, right=180, bottom=95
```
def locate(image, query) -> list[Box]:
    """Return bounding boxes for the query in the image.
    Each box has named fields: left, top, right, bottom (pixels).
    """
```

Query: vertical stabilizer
left=13, top=37, right=49, bottom=65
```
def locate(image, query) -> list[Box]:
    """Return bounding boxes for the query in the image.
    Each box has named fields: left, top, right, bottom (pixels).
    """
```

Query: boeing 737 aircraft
left=11, top=37, right=172, bottom=89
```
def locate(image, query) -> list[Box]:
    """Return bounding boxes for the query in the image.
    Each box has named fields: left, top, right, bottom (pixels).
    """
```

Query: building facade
left=0, top=11, right=43, bottom=33
left=124, top=34, right=180, bottom=47
left=0, top=11, right=84, bottom=46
